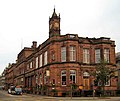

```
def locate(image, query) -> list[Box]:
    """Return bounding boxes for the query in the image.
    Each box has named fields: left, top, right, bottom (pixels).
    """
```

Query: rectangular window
left=40, top=54, right=42, bottom=67
left=98, top=79, right=110, bottom=86
left=70, top=70, right=76, bottom=84
left=39, top=74, right=42, bottom=85
left=83, top=49, right=90, bottom=63
left=30, top=61, right=33, bottom=68
left=61, top=47, right=66, bottom=62
left=105, top=80, right=110, bottom=86
left=21, top=78, right=23, bottom=82
left=44, top=51, right=47, bottom=65
left=95, top=49, right=101, bottom=63
left=61, top=70, right=66, bottom=86
left=44, top=74, right=47, bottom=84
left=36, top=75, right=38, bottom=84
left=70, top=46, right=76, bottom=61
left=35, top=57, right=38, bottom=68
left=27, top=64, right=29, bottom=70
left=104, top=49, right=110, bottom=63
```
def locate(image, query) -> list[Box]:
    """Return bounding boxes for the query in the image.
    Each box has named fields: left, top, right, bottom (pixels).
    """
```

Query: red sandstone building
left=5, top=9, right=117, bottom=96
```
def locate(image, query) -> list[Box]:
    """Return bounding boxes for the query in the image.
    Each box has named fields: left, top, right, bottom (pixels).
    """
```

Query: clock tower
left=49, top=8, right=60, bottom=38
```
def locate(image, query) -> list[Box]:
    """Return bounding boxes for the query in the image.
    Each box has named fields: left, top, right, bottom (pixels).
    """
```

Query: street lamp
left=40, top=83, right=43, bottom=95
left=69, top=80, right=73, bottom=99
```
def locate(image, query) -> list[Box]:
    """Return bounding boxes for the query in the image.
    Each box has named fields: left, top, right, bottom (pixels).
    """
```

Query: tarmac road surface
left=0, top=90, right=120, bottom=101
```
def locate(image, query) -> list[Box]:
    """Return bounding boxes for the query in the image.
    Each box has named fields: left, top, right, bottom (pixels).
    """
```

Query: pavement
left=24, top=93, right=112, bottom=101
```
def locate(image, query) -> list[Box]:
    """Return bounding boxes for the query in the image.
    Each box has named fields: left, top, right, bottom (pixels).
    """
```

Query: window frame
left=44, top=51, right=48, bottom=65
left=35, top=57, right=38, bottom=68
left=70, top=70, right=76, bottom=84
left=83, top=48, right=90, bottom=63
left=40, top=54, right=42, bottom=67
left=61, top=70, right=67, bottom=86
left=95, top=49, right=101, bottom=63
left=61, top=47, right=66, bottom=62
left=104, top=48, right=110, bottom=63
left=30, top=61, right=33, bottom=68
left=70, top=46, right=76, bottom=61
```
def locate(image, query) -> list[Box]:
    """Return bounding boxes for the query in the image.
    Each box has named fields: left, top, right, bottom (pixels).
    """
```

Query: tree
left=93, top=60, right=114, bottom=96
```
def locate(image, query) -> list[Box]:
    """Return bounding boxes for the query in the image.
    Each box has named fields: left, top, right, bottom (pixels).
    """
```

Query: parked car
left=9, top=86, right=22, bottom=95
left=14, top=87, right=22, bottom=95
left=8, top=86, right=14, bottom=94
left=8, top=88, right=11, bottom=94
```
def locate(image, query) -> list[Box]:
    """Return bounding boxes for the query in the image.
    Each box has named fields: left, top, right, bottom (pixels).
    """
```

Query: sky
left=0, top=0, right=120, bottom=74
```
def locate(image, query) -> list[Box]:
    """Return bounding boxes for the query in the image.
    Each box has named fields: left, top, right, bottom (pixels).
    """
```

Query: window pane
left=40, top=74, right=42, bottom=85
left=70, top=46, right=76, bottom=61
left=40, top=54, right=42, bottom=67
left=44, top=74, right=47, bottom=84
left=61, top=47, right=66, bottom=62
left=95, top=49, right=101, bottom=63
left=105, top=80, right=110, bottom=86
left=61, top=70, right=66, bottom=85
left=36, top=76, right=38, bottom=84
left=83, top=49, right=90, bottom=63
left=44, top=51, right=47, bottom=65
left=70, top=70, right=76, bottom=83
left=36, top=57, right=38, bottom=68
left=27, top=64, right=29, bottom=70
left=62, top=76, right=66, bottom=85
left=104, top=49, right=110, bottom=63
left=30, top=62, right=33, bottom=68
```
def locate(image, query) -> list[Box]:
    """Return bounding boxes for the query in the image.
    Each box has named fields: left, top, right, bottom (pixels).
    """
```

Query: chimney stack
left=32, top=41, right=37, bottom=48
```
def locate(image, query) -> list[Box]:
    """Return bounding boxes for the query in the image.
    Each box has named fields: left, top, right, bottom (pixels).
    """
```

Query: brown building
left=5, top=8, right=117, bottom=96
left=0, top=71, right=5, bottom=90
left=5, top=63, right=16, bottom=90
left=116, top=52, right=120, bottom=90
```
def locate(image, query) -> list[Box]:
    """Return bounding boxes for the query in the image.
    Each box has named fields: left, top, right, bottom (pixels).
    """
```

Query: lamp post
left=79, top=85, right=83, bottom=96
left=92, top=78, right=95, bottom=99
left=41, top=83, right=43, bottom=95
left=93, top=84, right=95, bottom=99
left=70, top=80, right=73, bottom=99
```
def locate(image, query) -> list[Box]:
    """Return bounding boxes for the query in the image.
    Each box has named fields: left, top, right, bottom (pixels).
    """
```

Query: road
left=0, top=90, right=120, bottom=101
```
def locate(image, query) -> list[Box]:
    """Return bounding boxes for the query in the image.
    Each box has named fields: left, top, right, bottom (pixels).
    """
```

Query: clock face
left=54, top=22, right=59, bottom=28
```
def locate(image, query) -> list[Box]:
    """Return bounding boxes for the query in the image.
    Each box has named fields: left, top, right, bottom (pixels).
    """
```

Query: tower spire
left=54, top=5, right=55, bottom=12
left=49, top=8, right=61, bottom=38
left=52, top=6, right=57, bottom=18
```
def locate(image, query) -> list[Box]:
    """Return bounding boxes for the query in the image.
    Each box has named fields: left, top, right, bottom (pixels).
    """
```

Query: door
left=83, top=78, right=90, bottom=90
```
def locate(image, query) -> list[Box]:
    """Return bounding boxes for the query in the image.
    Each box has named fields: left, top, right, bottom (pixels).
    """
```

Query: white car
left=8, top=89, right=11, bottom=94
